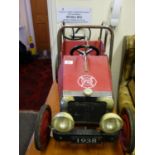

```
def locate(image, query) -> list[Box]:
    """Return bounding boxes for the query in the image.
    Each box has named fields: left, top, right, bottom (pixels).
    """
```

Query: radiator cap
left=83, top=88, right=93, bottom=96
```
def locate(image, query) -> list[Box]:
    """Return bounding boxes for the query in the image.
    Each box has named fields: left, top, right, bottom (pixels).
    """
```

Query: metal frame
left=56, top=25, right=114, bottom=76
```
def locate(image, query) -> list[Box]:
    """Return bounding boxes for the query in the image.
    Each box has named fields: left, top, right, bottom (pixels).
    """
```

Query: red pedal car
left=34, top=25, right=135, bottom=153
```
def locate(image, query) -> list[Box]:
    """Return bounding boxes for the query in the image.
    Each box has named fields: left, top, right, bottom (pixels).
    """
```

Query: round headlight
left=52, top=112, right=74, bottom=132
left=100, top=113, right=123, bottom=134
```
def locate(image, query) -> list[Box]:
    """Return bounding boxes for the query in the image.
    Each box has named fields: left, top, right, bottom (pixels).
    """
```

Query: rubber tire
left=120, top=106, right=135, bottom=153
left=34, top=104, right=51, bottom=151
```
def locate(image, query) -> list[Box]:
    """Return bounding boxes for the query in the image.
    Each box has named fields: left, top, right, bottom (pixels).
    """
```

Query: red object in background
left=19, top=59, right=53, bottom=111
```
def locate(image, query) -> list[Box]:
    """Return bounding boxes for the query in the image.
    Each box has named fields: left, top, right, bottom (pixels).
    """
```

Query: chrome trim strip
left=63, top=90, right=112, bottom=97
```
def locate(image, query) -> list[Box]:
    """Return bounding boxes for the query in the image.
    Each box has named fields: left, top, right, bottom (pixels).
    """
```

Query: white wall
left=19, top=0, right=29, bottom=47
left=19, top=0, right=36, bottom=49
left=47, top=0, right=135, bottom=102
left=56, top=0, right=111, bottom=24
left=111, top=0, right=135, bottom=102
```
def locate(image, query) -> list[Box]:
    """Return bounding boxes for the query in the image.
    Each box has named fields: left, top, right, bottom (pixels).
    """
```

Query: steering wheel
left=70, top=45, right=100, bottom=55
left=63, top=28, right=91, bottom=40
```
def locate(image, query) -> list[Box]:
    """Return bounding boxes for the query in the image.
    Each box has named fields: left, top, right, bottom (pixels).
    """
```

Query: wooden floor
left=25, top=81, right=124, bottom=155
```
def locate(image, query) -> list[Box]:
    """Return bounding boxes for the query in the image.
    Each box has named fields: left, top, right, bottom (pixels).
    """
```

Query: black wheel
left=34, top=104, right=52, bottom=151
left=70, top=45, right=100, bottom=56
left=120, top=106, right=135, bottom=153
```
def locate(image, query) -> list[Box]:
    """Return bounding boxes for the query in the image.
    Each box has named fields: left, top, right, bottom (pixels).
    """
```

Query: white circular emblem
left=77, top=75, right=97, bottom=88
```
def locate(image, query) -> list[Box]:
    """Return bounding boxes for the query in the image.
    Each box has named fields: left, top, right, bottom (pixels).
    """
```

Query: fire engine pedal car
left=34, top=25, right=135, bottom=153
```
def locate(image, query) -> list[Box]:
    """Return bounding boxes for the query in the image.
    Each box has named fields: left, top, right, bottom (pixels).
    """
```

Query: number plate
left=75, top=137, right=101, bottom=144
